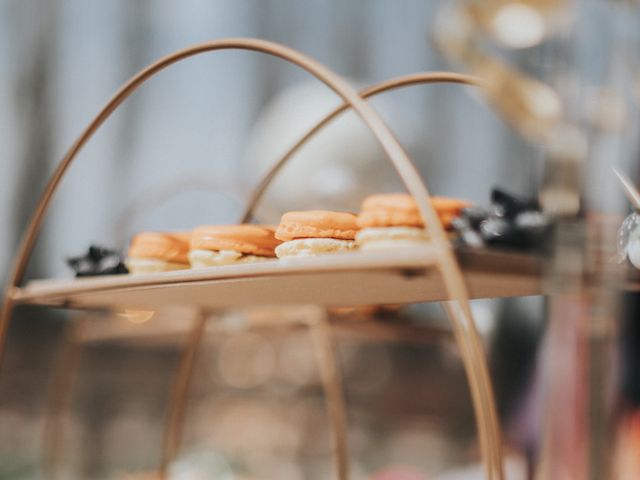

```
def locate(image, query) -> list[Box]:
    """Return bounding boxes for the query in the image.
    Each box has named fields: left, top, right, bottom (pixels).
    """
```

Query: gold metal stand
left=0, top=39, right=503, bottom=479
left=159, top=312, right=207, bottom=479
left=42, top=316, right=89, bottom=479
left=241, top=70, right=502, bottom=479
left=305, top=308, right=351, bottom=480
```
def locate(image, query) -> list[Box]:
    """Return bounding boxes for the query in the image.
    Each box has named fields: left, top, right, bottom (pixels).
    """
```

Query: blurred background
left=1, top=0, right=640, bottom=479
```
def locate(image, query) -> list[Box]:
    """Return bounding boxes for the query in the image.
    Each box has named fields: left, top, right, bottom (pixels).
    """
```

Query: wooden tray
left=12, top=247, right=544, bottom=312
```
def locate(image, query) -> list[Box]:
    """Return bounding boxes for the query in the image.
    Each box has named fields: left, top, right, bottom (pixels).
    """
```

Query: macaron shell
left=359, top=193, right=470, bottom=229
left=362, top=193, right=418, bottom=212
left=128, top=232, right=190, bottom=264
left=275, top=210, right=358, bottom=241
left=362, top=193, right=470, bottom=214
left=190, top=225, right=280, bottom=257
left=431, top=196, right=472, bottom=213
left=357, top=210, right=424, bottom=228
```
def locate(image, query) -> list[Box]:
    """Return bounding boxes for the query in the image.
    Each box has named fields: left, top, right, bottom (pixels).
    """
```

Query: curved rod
left=443, top=301, right=502, bottom=477
left=240, top=71, right=483, bottom=223
left=306, top=309, right=350, bottom=480
left=239, top=71, right=503, bottom=478
left=159, top=313, right=207, bottom=479
left=42, top=316, right=89, bottom=479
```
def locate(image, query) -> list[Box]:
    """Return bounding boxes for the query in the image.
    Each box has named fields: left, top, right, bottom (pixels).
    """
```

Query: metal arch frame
left=42, top=316, right=89, bottom=479
left=239, top=70, right=503, bottom=478
left=159, top=312, right=208, bottom=479
left=0, top=39, right=502, bottom=479
left=240, top=71, right=484, bottom=223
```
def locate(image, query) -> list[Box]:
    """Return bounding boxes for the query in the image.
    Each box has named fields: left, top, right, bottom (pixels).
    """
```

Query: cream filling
left=126, top=257, right=190, bottom=274
left=188, top=249, right=272, bottom=268
left=355, top=226, right=430, bottom=251
left=275, top=238, right=355, bottom=258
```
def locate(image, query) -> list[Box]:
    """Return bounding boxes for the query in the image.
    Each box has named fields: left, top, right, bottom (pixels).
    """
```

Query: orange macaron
left=127, top=232, right=191, bottom=273
left=355, top=193, right=470, bottom=251
left=274, top=210, right=358, bottom=258
left=189, top=225, right=280, bottom=267
left=275, top=210, right=359, bottom=241
left=357, top=193, right=470, bottom=230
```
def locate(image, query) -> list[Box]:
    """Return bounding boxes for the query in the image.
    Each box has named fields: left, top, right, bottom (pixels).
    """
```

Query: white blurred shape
left=628, top=240, right=640, bottom=269
left=244, top=81, right=405, bottom=217
left=525, top=82, right=562, bottom=121
left=492, top=3, right=546, bottom=49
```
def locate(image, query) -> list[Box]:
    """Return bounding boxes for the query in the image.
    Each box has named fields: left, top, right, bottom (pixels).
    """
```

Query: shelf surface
left=12, top=247, right=544, bottom=312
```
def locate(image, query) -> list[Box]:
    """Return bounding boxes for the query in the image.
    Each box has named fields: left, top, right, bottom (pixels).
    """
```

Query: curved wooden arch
left=42, top=316, right=89, bottom=479
left=0, top=39, right=502, bottom=479
left=239, top=71, right=503, bottom=477
left=240, top=71, right=484, bottom=223
left=160, top=313, right=207, bottom=478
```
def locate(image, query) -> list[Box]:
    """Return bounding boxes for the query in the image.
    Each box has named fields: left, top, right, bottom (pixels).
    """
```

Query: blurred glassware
left=617, top=212, right=640, bottom=267
left=467, top=0, right=574, bottom=49
left=434, top=1, right=591, bottom=217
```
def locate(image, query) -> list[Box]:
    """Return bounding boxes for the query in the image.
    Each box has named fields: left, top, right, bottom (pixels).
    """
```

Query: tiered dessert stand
left=3, top=38, right=632, bottom=480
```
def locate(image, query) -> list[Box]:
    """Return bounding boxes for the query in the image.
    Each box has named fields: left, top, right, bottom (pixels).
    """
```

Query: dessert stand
left=0, top=38, right=588, bottom=479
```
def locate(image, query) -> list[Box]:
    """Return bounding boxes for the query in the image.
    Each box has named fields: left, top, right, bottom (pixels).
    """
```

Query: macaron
left=356, top=193, right=470, bottom=251
left=127, top=232, right=191, bottom=274
left=189, top=225, right=280, bottom=268
left=357, top=193, right=470, bottom=229
left=275, top=210, right=358, bottom=258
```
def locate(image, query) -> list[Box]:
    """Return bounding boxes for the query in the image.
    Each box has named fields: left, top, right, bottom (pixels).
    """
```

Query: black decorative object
left=67, top=245, right=128, bottom=277
left=453, top=188, right=553, bottom=251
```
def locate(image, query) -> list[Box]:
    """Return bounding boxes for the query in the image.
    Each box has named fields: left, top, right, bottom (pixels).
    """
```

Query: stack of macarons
left=355, top=193, right=469, bottom=251
left=124, top=193, right=469, bottom=273
left=126, top=232, right=191, bottom=274
left=127, top=225, right=280, bottom=274
left=189, top=225, right=280, bottom=268
left=274, top=210, right=358, bottom=258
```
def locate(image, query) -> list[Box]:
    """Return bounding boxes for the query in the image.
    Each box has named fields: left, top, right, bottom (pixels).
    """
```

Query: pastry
left=357, top=193, right=470, bottom=229
left=67, top=245, right=128, bottom=277
left=189, top=225, right=280, bottom=268
left=275, top=210, right=358, bottom=258
left=356, top=193, right=469, bottom=250
left=127, top=232, right=191, bottom=274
